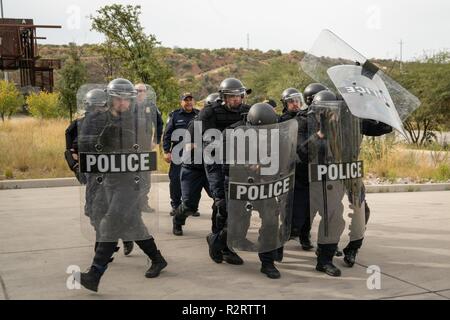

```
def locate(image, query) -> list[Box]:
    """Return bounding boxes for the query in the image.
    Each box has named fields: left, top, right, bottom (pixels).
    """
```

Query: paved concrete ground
left=0, top=184, right=449, bottom=300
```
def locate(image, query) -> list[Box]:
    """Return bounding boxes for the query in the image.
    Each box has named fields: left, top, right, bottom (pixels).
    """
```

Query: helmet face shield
left=108, top=89, right=137, bottom=100
left=106, top=78, right=138, bottom=111
left=284, top=92, right=306, bottom=111
left=218, top=78, right=249, bottom=108
left=84, top=91, right=108, bottom=113
left=222, top=87, right=246, bottom=97
left=223, top=92, right=244, bottom=108
left=110, top=95, right=133, bottom=114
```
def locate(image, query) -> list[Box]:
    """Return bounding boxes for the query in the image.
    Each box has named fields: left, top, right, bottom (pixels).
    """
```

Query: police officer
left=304, top=84, right=345, bottom=256
left=303, top=83, right=329, bottom=107
left=76, top=79, right=167, bottom=292
left=163, top=92, right=200, bottom=217
left=296, top=90, right=344, bottom=276
left=192, top=78, right=251, bottom=266
left=299, top=90, right=392, bottom=276
left=225, top=102, right=287, bottom=278
left=278, top=87, right=315, bottom=252
left=299, top=84, right=328, bottom=252
left=279, top=88, right=306, bottom=122
left=172, top=93, right=219, bottom=236
left=64, top=89, right=107, bottom=184
left=204, top=92, right=220, bottom=107
left=309, top=90, right=393, bottom=268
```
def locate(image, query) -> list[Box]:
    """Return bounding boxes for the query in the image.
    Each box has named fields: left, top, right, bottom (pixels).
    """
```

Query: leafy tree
left=27, top=91, right=61, bottom=119
left=393, top=59, right=450, bottom=146
left=0, top=81, right=24, bottom=121
left=92, top=40, right=124, bottom=81
left=90, top=4, right=179, bottom=113
left=57, top=43, right=87, bottom=121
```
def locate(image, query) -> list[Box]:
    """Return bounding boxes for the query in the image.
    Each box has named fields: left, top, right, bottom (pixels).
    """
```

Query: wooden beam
left=0, top=24, right=61, bottom=28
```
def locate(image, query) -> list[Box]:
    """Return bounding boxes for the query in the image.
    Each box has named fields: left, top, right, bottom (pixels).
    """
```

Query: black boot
left=80, top=241, right=118, bottom=292
left=79, top=265, right=104, bottom=292
left=260, top=263, right=281, bottom=279
left=145, top=250, right=168, bottom=278
left=172, top=206, right=189, bottom=236
left=192, top=211, right=200, bottom=217
left=135, top=239, right=167, bottom=278
left=316, top=244, right=341, bottom=277
left=223, top=248, right=244, bottom=265
left=206, top=233, right=223, bottom=263
left=343, top=239, right=363, bottom=267
left=315, top=263, right=341, bottom=277
left=123, top=241, right=134, bottom=256
left=172, top=223, right=183, bottom=236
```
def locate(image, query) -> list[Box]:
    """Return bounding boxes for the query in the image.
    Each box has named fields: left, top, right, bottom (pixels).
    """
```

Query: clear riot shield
left=227, top=119, right=298, bottom=253
left=300, top=29, right=421, bottom=136
left=136, top=84, right=159, bottom=147
left=77, top=83, right=159, bottom=243
left=308, top=101, right=366, bottom=246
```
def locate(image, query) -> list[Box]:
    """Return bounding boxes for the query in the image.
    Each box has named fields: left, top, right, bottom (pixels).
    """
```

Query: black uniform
left=192, top=101, right=250, bottom=262
left=279, top=109, right=313, bottom=245
left=64, top=118, right=86, bottom=184
left=172, top=115, right=216, bottom=234
left=279, top=109, right=298, bottom=123
left=163, top=108, right=200, bottom=211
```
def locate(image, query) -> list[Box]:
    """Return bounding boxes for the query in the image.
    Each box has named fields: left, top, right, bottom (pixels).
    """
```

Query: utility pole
left=399, top=39, right=404, bottom=73
left=1, top=0, right=8, bottom=81
left=247, top=33, right=250, bottom=50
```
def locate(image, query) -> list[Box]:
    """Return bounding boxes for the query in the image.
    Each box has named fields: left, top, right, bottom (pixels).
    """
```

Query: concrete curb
left=1, top=176, right=449, bottom=193
left=365, top=183, right=450, bottom=193
left=0, top=175, right=170, bottom=190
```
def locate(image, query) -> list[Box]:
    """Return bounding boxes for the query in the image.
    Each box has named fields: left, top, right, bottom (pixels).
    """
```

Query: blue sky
left=4, top=0, right=450, bottom=60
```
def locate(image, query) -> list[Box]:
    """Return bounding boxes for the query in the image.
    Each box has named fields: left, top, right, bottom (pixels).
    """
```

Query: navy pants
left=291, top=183, right=312, bottom=240
left=180, top=166, right=212, bottom=212
left=169, top=163, right=182, bottom=210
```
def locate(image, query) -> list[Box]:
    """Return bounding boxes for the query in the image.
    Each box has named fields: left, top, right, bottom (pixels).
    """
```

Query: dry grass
left=0, top=117, right=73, bottom=180
left=1, top=118, right=449, bottom=182
left=361, top=136, right=450, bottom=183
left=0, top=117, right=170, bottom=180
